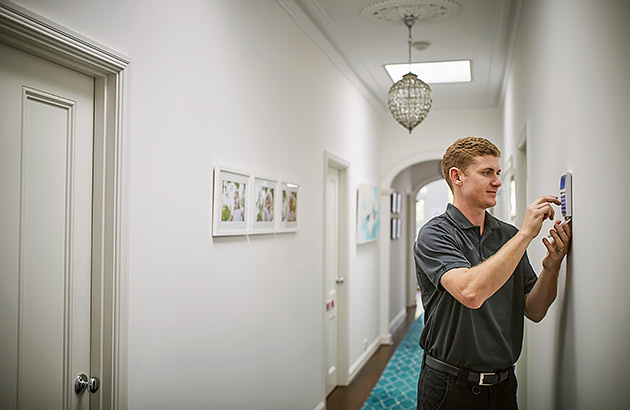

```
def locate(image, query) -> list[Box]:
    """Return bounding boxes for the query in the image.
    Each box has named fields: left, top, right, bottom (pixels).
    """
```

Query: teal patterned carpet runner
left=361, top=314, right=424, bottom=410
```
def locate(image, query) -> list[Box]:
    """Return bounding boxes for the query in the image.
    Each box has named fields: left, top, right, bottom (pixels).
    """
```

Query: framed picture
left=212, top=167, right=251, bottom=236
left=391, top=218, right=398, bottom=240
left=357, top=184, right=380, bottom=244
left=390, top=192, right=402, bottom=214
left=390, top=217, right=402, bottom=240
left=278, top=182, right=299, bottom=233
left=250, top=176, right=278, bottom=234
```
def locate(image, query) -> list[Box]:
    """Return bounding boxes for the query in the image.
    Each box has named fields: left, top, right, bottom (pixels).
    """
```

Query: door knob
left=335, top=276, right=345, bottom=284
left=75, top=374, right=100, bottom=394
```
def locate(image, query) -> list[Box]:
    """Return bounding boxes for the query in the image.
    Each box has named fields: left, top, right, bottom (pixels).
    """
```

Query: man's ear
left=449, top=167, right=463, bottom=187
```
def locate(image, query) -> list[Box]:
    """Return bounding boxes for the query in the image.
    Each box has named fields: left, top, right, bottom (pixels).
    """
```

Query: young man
left=414, top=137, right=571, bottom=410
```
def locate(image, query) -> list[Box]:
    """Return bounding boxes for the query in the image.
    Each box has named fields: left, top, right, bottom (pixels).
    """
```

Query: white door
left=325, top=167, right=340, bottom=395
left=0, top=42, right=95, bottom=409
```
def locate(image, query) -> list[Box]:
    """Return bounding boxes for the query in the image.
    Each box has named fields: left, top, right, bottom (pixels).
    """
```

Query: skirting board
left=348, top=333, right=393, bottom=383
left=389, top=308, right=407, bottom=336
left=313, top=401, right=325, bottom=410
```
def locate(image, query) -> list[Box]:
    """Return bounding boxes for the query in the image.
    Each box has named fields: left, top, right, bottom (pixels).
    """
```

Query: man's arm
left=524, top=220, right=571, bottom=322
left=440, top=196, right=560, bottom=309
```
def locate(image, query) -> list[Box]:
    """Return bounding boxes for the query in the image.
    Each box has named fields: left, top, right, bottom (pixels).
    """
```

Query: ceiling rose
left=361, top=0, right=461, bottom=24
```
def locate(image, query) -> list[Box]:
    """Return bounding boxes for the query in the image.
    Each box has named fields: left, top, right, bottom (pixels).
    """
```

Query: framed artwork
left=250, top=176, right=278, bottom=234
left=390, top=192, right=402, bottom=214
left=391, top=217, right=402, bottom=240
left=391, top=218, right=397, bottom=240
left=357, top=184, right=380, bottom=244
left=278, top=182, right=299, bottom=233
left=212, top=167, right=251, bottom=236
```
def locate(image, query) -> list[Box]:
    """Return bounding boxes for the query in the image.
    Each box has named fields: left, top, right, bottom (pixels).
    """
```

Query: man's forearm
left=524, top=267, right=559, bottom=322
left=441, top=231, right=533, bottom=309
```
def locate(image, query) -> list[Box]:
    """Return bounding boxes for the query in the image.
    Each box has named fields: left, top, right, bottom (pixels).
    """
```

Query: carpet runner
left=360, top=314, right=424, bottom=410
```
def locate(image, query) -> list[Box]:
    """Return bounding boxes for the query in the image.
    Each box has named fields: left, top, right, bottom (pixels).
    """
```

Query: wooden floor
left=326, top=303, right=422, bottom=410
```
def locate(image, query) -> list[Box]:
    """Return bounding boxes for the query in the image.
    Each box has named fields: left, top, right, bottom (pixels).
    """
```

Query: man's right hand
left=519, top=196, right=561, bottom=240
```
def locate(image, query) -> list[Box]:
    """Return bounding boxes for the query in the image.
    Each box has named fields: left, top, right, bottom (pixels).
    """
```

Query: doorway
left=0, top=4, right=129, bottom=409
left=323, top=153, right=350, bottom=397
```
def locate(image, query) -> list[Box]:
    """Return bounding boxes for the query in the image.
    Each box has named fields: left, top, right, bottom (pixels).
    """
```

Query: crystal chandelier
left=387, top=15, right=432, bottom=133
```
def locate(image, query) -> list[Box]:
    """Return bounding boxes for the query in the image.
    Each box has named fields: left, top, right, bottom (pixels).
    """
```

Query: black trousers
left=417, top=361, right=518, bottom=410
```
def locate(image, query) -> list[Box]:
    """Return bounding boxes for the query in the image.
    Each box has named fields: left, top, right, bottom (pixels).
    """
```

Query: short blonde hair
left=442, top=137, right=501, bottom=190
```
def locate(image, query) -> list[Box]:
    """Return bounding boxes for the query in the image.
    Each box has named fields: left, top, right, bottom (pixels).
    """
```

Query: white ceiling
left=283, top=0, right=520, bottom=110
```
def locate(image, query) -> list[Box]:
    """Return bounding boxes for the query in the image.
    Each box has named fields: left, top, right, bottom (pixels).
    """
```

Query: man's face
left=458, top=155, right=502, bottom=209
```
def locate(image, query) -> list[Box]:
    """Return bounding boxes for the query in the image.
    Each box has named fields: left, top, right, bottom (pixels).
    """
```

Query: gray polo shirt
left=414, top=203, right=537, bottom=372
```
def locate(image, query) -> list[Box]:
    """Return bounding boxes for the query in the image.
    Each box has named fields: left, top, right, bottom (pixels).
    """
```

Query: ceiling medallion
left=361, top=0, right=461, bottom=24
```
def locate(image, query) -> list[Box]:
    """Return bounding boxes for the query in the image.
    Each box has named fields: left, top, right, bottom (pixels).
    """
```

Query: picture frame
left=212, top=167, right=251, bottom=236
left=250, top=176, right=279, bottom=234
left=390, top=217, right=402, bottom=240
left=390, top=192, right=402, bottom=214
left=357, top=184, right=380, bottom=244
left=391, top=218, right=398, bottom=240
left=278, top=182, right=299, bottom=233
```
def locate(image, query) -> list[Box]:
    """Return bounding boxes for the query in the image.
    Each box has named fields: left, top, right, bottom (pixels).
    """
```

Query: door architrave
left=322, top=151, right=350, bottom=401
left=0, top=2, right=130, bottom=409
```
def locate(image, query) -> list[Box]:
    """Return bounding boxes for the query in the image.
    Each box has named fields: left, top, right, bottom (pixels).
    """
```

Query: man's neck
left=452, top=199, right=486, bottom=234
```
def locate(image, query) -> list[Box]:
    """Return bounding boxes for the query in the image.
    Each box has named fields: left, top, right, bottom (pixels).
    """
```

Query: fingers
left=546, top=220, right=571, bottom=256
left=542, top=237, right=556, bottom=254
left=549, top=228, right=565, bottom=252
left=536, top=202, right=555, bottom=221
left=532, top=195, right=561, bottom=206
left=553, top=220, right=571, bottom=245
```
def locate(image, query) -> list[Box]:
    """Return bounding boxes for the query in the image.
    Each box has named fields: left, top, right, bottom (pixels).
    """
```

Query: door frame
left=322, top=151, right=350, bottom=399
left=0, top=2, right=130, bottom=409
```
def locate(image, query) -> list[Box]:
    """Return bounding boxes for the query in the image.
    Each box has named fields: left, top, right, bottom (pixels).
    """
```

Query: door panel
left=325, top=167, right=340, bottom=395
left=0, top=43, right=94, bottom=409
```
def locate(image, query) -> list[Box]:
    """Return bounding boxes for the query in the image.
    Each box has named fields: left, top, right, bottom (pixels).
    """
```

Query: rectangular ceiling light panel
left=385, top=60, right=471, bottom=84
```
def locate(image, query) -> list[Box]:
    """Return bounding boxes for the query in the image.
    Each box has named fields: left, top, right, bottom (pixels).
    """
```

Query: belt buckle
left=479, top=372, right=496, bottom=386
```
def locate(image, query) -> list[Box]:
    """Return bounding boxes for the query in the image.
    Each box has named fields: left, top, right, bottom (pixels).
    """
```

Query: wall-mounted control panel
left=560, top=172, right=572, bottom=221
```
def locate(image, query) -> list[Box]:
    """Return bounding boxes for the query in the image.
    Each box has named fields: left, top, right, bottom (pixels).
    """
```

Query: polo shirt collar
left=446, top=203, right=499, bottom=232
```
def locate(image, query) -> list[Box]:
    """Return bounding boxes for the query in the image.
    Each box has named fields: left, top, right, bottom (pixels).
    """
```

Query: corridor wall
left=502, top=0, right=629, bottom=408
left=8, top=1, right=387, bottom=409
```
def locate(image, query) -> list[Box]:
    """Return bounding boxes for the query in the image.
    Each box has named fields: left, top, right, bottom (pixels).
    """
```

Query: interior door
left=325, top=167, right=340, bottom=396
left=0, top=42, right=95, bottom=409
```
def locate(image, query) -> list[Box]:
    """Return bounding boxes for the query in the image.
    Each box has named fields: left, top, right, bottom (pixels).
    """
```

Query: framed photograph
left=250, top=176, right=278, bottom=234
left=391, top=218, right=398, bottom=240
left=278, top=182, right=299, bottom=233
left=390, top=192, right=402, bottom=214
left=390, top=217, right=402, bottom=240
left=212, top=167, right=251, bottom=236
left=357, top=184, right=380, bottom=244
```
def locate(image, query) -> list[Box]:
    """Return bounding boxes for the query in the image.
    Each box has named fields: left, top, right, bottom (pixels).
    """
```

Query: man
left=414, top=137, right=571, bottom=410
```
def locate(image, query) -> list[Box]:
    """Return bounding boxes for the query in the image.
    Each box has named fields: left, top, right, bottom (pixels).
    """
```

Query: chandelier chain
left=405, top=16, right=415, bottom=66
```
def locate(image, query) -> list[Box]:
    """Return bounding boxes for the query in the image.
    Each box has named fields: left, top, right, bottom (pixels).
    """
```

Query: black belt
left=425, top=355, right=511, bottom=386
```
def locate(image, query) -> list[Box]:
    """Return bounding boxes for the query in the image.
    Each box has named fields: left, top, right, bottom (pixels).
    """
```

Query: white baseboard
left=379, top=333, right=393, bottom=345
left=313, top=401, right=325, bottom=410
left=389, top=308, right=407, bottom=335
left=348, top=337, right=381, bottom=383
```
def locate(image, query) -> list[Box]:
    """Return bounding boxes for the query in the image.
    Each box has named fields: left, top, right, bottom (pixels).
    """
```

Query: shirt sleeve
left=521, top=251, right=538, bottom=294
left=414, top=224, right=472, bottom=290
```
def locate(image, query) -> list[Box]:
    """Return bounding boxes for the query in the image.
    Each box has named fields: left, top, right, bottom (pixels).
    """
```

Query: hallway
left=0, top=1, right=627, bottom=409
left=327, top=300, right=423, bottom=410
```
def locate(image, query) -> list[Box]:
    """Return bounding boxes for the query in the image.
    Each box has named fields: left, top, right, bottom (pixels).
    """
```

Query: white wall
left=380, top=107, right=503, bottom=187
left=389, top=168, right=412, bottom=326
left=10, top=1, right=386, bottom=409
left=503, top=0, right=630, bottom=408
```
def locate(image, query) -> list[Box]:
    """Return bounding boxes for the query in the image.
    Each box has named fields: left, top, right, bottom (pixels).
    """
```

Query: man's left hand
left=542, top=220, right=572, bottom=272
